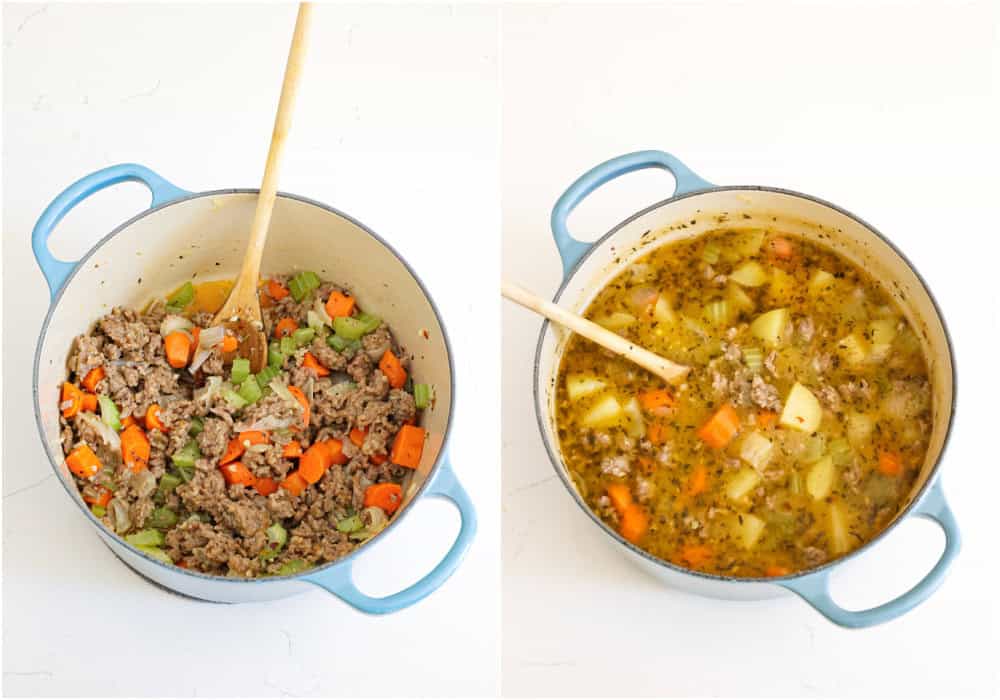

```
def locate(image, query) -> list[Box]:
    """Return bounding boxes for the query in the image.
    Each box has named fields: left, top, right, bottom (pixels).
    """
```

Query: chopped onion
left=189, top=347, right=213, bottom=375
left=245, top=443, right=270, bottom=454
left=160, top=314, right=194, bottom=338
left=77, top=412, right=121, bottom=452
left=198, top=325, right=226, bottom=349
left=238, top=414, right=296, bottom=432
left=313, top=298, right=333, bottom=326
left=303, top=377, right=315, bottom=406
left=109, top=498, right=131, bottom=534
left=194, top=375, right=223, bottom=403
left=269, top=377, right=294, bottom=403
left=350, top=506, right=390, bottom=542
left=130, top=469, right=157, bottom=498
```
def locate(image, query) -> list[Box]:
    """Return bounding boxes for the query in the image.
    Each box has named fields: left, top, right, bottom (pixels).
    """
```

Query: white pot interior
left=536, top=187, right=954, bottom=574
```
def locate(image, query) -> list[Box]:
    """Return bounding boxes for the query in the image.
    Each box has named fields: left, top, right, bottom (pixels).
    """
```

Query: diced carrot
left=679, top=544, right=714, bottom=569
left=363, top=482, right=403, bottom=515
left=120, top=425, right=150, bottom=472
left=66, top=444, right=101, bottom=478
left=349, top=427, right=366, bottom=447
left=220, top=431, right=270, bottom=465
left=145, top=403, right=167, bottom=432
left=379, top=350, right=407, bottom=389
left=298, top=444, right=330, bottom=484
left=220, top=461, right=256, bottom=487
left=302, top=352, right=330, bottom=377
left=176, top=559, right=190, bottom=569
left=765, top=564, right=791, bottom=577
left=61, top=382, right=83, bottom=418
left=274, top=317, right=298, bottom=339
left=221, top=335, right=238, bottom=353
left=878, top=450, right=903, bottom=476
left=768, top=236, right=794, bottom=260
left=267, top=279, right=290, bottom=301
left=686, top=464, right=709, bottom=497
left=82, top=366, right=105, bottom=392
left=83, top=485, right=113, bottom=507
left=619, top=504, right=649, bottom=543
left=282, top=440, right=302, bottom=458
left=646, top=421, right=666, bottom=445
left=81, top=393, right=99, bottom=413
left=370, top=453, right=388, bottom=465
left=120, top=415, right=138, bottom=429
left=260, top=292, right=273, bottom=309
left=325, top=291, right=356, bottom=318
left=606, top=483, right=633, bottom=514
left=254, top=477, right=279, bottom=496
left=638, top=388, right=676, bottom=415
left=696, top=403, right=741, bottom=450
left=637, top=456, right=655, bottom=474
left=757, top=410, right=779, bottom=429
left=288, top=386, right=310, bottom=429
left=280, top=471, right=308, bottom=497
left=320, top=438, right=349, bottom=466
left=164, top=331, right=192, bottom=368
left=390, top=424, right=425, bottom=469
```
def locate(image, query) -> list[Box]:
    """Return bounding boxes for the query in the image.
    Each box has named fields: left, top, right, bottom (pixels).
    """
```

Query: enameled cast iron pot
left=32, top=163, right=476, bottom=611
left=535, top=150, right=959, bottom=628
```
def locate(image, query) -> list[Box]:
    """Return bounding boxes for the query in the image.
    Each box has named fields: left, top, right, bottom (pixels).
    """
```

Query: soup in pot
left=554, top=229, right=931, bottom=577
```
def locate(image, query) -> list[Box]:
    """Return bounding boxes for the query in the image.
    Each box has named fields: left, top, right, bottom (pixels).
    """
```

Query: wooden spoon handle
left=502, top=280, right=690, bottom=385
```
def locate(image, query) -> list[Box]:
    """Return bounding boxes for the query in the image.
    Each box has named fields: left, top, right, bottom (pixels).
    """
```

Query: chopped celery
left=238, top=377, right=262, bottom=405
left=306, top=310, right=325, bottom=331
left=788, top=471, right=802, bottom=495
left=90, top=504, right=106, bottom=517
left=166, top=281, right=195, bottom=312
left=333, top=316, right=368, bottom=340
left=231, top=358, right=251, bottom=384
left=136, top=545, right=173, bottom=565
left=336, top=514, right=363, bottom=533
left=223, top=387, right=248, bottom=411
left=98, top=395, right=122, bottom=431
left=176, top=463, right=194, bottom=483
left=729, top=261, right=768, bottom=287
left=256, top=365, right=280, bottom=389
left=828, top=438, right=852, bottom=466
left=276, top=558, right=309, bottom=576
left=828, top=502, right=850, bottom=554
left=704, top=299, right=731, bottom=327
left=148, top=507, right=178, bottom=529
left=267, top=522, right=288, bottom=547
left=279, top=336, right=297, bottom=356
left=742, top=347, right=764, bottom=372
left=701, top=242, right=721, bottom=264
left=355, top=312, right=381, bottom=335
left=171, top=440, right=202, bottom=469
left=188, top=417, right=204, bottom=436
left=802, top=434, right=826, bottom=463
left=327, top=334, right=349, bottom=352
left=268, top=340, right=285, bottom=368
left=288, top=271, right=320, bottom=302
left=126, top=529, right=166, bottom=547
left=292, top=327, right=315, bottom=347
left=156, top=473, right=182, bottom=500
left=413, top=383, right=433, bottom=409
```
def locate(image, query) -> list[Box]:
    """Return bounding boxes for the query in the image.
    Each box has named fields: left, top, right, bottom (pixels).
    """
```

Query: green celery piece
left=268, top=341, right=286, bottom=368
left=238, top=376, right=262, bottom=404
left=91, top=504, right=106, bottom=517
left=148, top=507, right=179, bottom=529
left=176, top=463, right=194, bottom=483
left=413, top=383, right=433, bottom=410
left=256, top=365, right=280, bottom=389
left=355, top=312, right=381, bottom=335
left=166, top=281, right=195, bottom=311
left=156, top=473, right=183, bottom=500
left=276, top=558, right=309, bottom=576
left=279, top=336, right=297, bottom=356
left=336, top=514, right=363, bottom=533
left=292, top=327, right=315, bottom=348
left=188, top=417, right=204, bottom=436
left=266, top=522, right=288, bottom=547
left=231, top=358, right=251, bottom=384
left=126, top=529, right=165, bottom=547
left=98, top=395, right=122, bottom=431
left=171, top=439, right=202, bottom=469
left=327, top=334, right=348, bottom=352
left=333, top=316, right=368, bottom=340
left=223, top=388, right=248, bottom=411
left=136, top=545, right=173, bottom=565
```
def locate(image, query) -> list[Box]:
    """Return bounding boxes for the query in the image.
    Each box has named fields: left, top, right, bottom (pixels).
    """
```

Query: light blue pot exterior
left=540, top=150, right=960, bottom=629
left=32, top=163, right=476, bottom=612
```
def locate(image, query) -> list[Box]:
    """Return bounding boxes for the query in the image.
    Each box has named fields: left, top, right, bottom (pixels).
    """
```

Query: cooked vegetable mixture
left=555, top=229, right=930, bottom=577
left=60, top=274, right=434, bottom=576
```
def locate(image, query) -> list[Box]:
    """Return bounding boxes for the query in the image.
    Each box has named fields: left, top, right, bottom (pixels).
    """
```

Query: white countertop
left=501, top=2, right=998, bottom=697
left=2, top=4, right=499, bottom=697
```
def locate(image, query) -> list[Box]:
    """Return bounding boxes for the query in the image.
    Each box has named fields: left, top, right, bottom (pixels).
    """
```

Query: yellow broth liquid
left=554, top=229, right=931, bottom=577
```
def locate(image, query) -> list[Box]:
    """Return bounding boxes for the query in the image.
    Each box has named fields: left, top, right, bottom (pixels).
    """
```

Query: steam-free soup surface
left=555, top=229, right=931, bottom=577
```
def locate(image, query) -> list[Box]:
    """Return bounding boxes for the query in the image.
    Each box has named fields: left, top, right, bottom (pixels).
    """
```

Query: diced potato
left=805, top=456, right=836, bottom=500
left=768, top=268, right=796, bottom=304
left=729, top=261, right=769, bottom=287
left=581, top=395, right=624, bottom=428
left=622, top=397, right=646, bottom=440
left=828, top=501, right=850, bottom=554
left=739, top=431, right=774, bottom=470
left=734, top=229, right=766, bottom=257
left=566, top=375, right=606, bottom=401
left=750, top=308, right=789, bottom=347
left=652, top=295, right=676, bottom=325
left=808, top=269, right=836, bottom=296
left=726, top=467, right=762, bottom=501
left=595, top=312, right=637, bottom=331
left=868, top=319, right=897, bottom=361
left=739, top=513, right=766, bottom=549
left=726, top=283, right=755, bottom=312
left=846, top=412, right=875, bottom=449
left=837, top=333, right=869, bottom=366
left=779, top=383, right=822, bottom=433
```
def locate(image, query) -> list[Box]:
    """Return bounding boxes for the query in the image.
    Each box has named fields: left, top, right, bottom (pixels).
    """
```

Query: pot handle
left=781, top=480, right=961, bottom=628
left=31, top=163, right=190, bottom=299
left=303, top=456, right=477, bottom=614
left=550, top=150, right=714, bottom=276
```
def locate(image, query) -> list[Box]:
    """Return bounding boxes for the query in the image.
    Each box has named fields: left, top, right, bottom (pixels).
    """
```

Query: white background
left=3, top=3, right=499, bottom=697
left=502, top=1, right=998, bottom=698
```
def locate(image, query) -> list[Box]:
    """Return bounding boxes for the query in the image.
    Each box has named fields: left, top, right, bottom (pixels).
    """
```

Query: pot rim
left=533, top=183, right=958, bottom=584
left=34, top=187, right=457, bottom=584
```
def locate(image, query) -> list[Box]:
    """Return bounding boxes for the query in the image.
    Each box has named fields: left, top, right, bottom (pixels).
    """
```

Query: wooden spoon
left=214, top=2, right=313, bottom=372
left=502, top=280, right=690, bottom=386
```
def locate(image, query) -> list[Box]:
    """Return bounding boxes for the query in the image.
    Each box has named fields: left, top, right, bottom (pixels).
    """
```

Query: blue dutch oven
left=33, top=163, right=476, bottom=610
left=533, top=150, right=959, bottom=628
